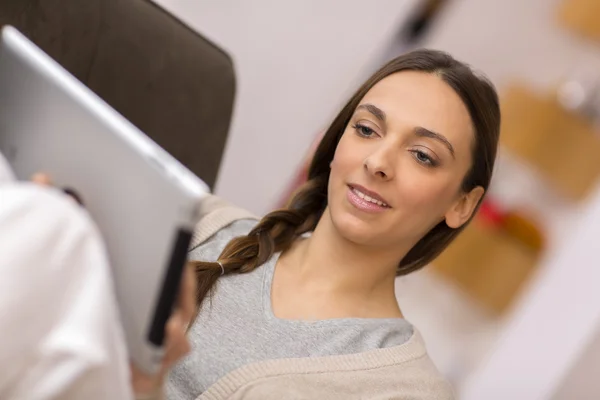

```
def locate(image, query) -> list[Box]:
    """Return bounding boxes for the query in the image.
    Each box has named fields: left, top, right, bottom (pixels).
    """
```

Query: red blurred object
left=478, top=199, right=505, bottom=227
left=478, top=199, right=545, bottom=252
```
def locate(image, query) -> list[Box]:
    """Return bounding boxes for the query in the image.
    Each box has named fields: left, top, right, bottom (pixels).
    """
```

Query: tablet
left=0, top=26, right=209, bottom=374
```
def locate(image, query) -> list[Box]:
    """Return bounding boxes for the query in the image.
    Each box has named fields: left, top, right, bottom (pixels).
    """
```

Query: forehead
left=360, top=71, right=474, bottom=153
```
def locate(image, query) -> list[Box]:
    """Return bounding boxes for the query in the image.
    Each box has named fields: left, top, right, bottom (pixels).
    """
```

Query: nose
left=363, top=142, right=395, bottom=180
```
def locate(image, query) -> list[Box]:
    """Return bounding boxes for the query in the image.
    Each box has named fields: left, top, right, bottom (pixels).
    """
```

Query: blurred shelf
left=500, top=85, right=600, bottom=200
left=559, top=0, right=600, bottom=42
left=433, top=219, right=538, bottom=315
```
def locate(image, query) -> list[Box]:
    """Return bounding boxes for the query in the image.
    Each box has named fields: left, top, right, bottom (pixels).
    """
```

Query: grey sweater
left=165, top=197, right=454, bottom=400
left=166, top=220, right=413, bottom=399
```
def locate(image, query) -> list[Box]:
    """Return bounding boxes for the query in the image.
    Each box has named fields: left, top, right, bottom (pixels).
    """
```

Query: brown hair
left=191, top=49, right=500, bottom=308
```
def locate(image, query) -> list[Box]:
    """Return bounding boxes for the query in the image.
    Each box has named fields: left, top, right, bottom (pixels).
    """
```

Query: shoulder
left=381, top=331, right=456, bottom=399
left=393, top=354, right=455, bottom=399
left=187, top=194, right=260, bottom=261
left=187, top=219, right=258, bottom=262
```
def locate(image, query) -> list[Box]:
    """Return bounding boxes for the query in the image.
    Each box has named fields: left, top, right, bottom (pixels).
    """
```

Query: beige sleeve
left=189, top=195, right=259, bottom=250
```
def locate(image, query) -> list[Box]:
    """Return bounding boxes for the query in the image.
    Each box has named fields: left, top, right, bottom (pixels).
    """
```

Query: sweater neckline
left=260, top=252, right=411, bottom=328
left=199, top=328, right=428, bottom=400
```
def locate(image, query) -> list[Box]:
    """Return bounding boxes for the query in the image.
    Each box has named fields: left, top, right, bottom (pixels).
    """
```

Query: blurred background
left=6, top=0, right=600, bottom=398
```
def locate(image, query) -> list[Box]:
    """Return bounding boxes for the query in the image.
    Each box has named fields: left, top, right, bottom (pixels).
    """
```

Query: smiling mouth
left=348, top=185, right=390, bottom=208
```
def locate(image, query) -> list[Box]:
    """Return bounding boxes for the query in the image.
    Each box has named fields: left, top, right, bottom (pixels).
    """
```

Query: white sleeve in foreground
left=0, top=184, right=133, bottom=400
left=0, top=152, right=15, bottom=183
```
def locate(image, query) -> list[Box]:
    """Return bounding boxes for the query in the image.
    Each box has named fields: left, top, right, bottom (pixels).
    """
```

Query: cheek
left=394, top=171, right=461, bottom=223
left=329, top=132, right=362, bottom=182
left=407, top=176, right=455, bottom=202
left=377, top=177, right=458, bottom=245
left=331, top=131, right=354, bottom=164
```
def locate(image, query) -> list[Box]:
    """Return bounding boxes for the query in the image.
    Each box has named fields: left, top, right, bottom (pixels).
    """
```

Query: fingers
left=129, top=268, right=195, bottom=397
left=157, top=266, right=196, bottom=373
left=130, top=310, right=192, bottom=396
left=162, top=311, right=191, bottom=370
left=179, top=265, right=196, bottom=331
left=30, top=173, right=84, bottom=206
left=30, top=172, right=52, bottom=186
left=129, top=362, right=160, bottom=397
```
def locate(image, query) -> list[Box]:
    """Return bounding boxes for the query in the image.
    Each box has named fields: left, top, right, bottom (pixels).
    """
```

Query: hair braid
left=190, top=175, right=327, bottom=309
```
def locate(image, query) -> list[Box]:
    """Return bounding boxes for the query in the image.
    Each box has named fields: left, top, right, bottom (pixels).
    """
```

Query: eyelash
left=352, top=123, right=438, bottom=168
left=410, top=149, right=438, bottom=167
left=352, top=123, right=378, bottom=138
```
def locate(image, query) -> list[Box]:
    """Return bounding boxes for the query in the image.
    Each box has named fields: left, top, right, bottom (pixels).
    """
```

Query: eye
left=410, top=149, right=438, bottom=167
left=352, top=123, right=379, bottom=138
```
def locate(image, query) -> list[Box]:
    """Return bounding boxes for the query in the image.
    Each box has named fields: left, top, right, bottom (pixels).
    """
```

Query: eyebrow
left=356, top=103, right=456, bottom=158
left=356, top=103, right=386, bottom=122
left=414, top=127, right=455, bottom=158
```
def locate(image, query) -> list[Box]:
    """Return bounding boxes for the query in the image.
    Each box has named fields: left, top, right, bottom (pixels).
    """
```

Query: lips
left=348, top=184, right=390, bottom=208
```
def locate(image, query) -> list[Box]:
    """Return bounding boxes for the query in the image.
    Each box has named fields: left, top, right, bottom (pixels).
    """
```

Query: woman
left=167, top=49, right=500, bottom=399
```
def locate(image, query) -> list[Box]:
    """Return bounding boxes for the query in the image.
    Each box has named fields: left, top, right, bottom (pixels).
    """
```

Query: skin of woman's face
left=326, top=70, right=484, bottom=251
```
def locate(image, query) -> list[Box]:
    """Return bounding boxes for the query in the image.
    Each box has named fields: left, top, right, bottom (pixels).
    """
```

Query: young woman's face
left=327, top=71, right=483, bottom=250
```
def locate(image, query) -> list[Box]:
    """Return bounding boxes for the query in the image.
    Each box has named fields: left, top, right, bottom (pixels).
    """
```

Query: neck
left=284, top=208, right=410, bottom=315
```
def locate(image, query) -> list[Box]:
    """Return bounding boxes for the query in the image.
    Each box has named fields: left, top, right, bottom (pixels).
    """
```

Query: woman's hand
left=130, top=264, right=196, bottom=398
left=31, top=173, right=197, bottom=398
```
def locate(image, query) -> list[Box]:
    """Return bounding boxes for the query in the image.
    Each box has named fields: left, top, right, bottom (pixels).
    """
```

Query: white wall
left=552, top=327, right=600, bottom=399
left=458, top=180, right=600, bottom=399
left=419, top=0, right=600, bottom=398
left=424, top=0, right=600, bottom=94
left=151, top=0, right=419, bottom=214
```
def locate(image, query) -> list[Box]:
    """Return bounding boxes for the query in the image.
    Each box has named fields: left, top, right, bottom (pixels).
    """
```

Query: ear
left=444, top=186, right=485, bottom=229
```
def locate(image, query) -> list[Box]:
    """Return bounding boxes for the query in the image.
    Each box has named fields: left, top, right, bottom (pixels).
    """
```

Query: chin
left=328, top=204, right=380, bottom=246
